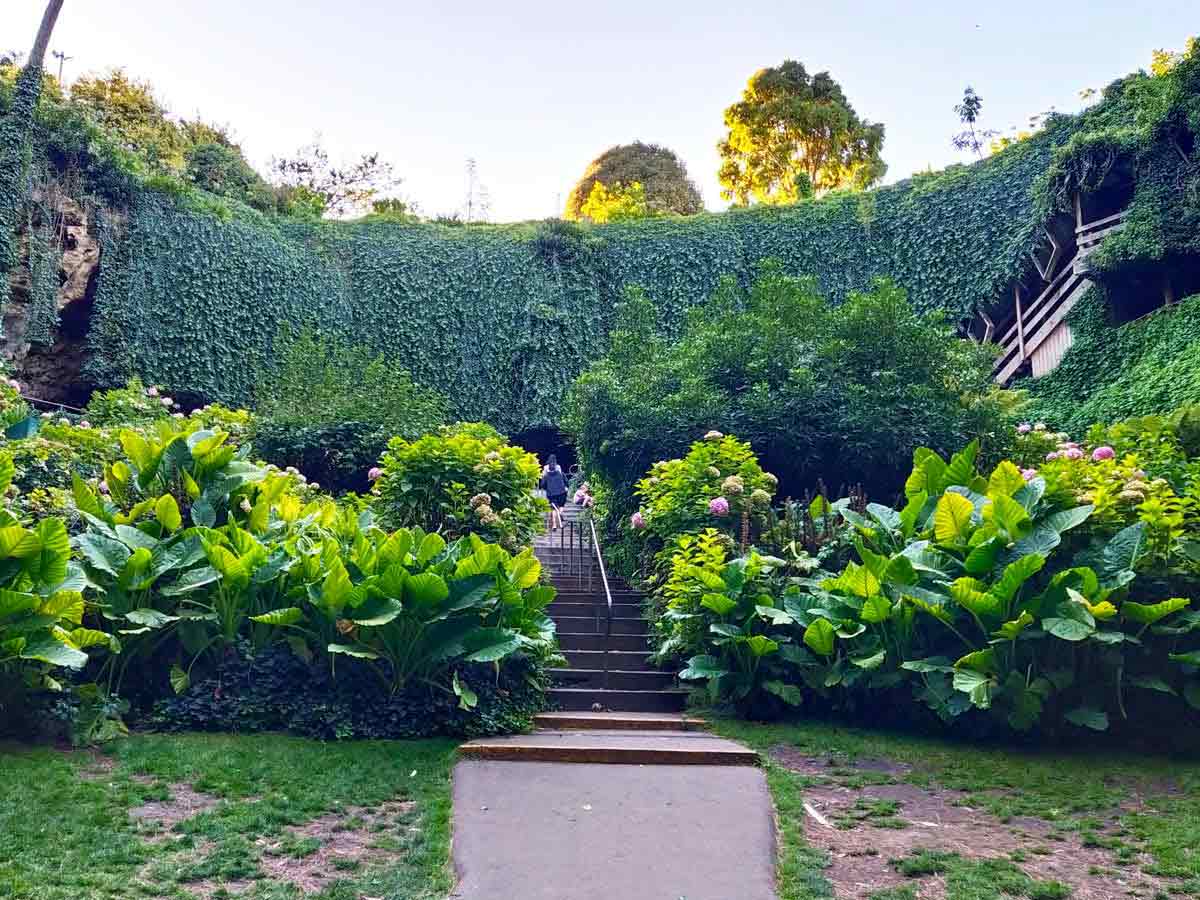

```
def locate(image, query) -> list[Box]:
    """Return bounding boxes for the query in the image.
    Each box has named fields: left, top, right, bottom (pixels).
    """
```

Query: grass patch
left=0, top=733, right=457, bottom=899
left=710, top=718, right=1200, bottom=900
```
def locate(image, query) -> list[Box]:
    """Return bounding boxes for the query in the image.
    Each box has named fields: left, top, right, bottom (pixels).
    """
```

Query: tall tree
left=565, top=142, right=702, bottom=221
left=1, top=1, right=65, bottom=277
left=717, top=60, right=886, bottom=204
left=952, top=86, right=998, bottom=158
left=270, top=139, right=400, bottom=219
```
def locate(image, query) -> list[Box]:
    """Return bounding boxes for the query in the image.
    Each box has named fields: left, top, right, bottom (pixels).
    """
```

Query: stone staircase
left=459, top=508, right=758, bottom=765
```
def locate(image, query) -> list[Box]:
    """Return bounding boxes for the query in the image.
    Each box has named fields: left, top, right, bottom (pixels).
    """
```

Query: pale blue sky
left=3, top=1, right=1196, bottom=221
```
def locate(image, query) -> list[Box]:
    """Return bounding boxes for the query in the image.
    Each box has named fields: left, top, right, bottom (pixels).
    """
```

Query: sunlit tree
left=565, top=142, right=702, bottom=220
left=717, top=60, right=885, bottom=204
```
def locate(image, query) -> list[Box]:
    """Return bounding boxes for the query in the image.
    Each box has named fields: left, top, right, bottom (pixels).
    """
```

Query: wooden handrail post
left=1014, top=285, right=1027, bottom=362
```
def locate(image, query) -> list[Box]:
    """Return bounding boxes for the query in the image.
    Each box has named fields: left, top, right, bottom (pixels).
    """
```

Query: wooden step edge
left=458, top=744, right=758, bottom=766
left=534, top=712, right=708, bottom=732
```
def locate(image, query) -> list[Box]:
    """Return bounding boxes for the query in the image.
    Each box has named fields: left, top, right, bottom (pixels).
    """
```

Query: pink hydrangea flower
left=1021, top=468, right=1038, bottom=482
left=1045, top=451, right=1059, bottom=461
left=1065, top=447, right=1084, bottom=461
left=1016, top=423, right=1032, bottom=434
left=98, top=480, right=109, bottom=495
left=1091, top=446, right=1115, bottom=461
left=630, top=512, right=646, bottom=529
left=146, top=386, right=159, bottom=397
left=708, top=496, right=731, bottom=517
left=368, top=466, right=384, bottom=481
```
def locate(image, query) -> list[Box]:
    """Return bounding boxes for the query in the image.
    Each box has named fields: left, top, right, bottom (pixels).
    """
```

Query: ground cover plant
left=713, top=717, right=1200, bottom=900
left=0, top=732, right=456, bottom=899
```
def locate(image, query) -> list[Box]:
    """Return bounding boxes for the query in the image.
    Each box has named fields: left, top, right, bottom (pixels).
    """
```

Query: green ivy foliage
left=1023, top=290, right=1200, bottom=430
left=22, top=46, right=1194, bottom=435
left=0, top=65, right=43, bottom=305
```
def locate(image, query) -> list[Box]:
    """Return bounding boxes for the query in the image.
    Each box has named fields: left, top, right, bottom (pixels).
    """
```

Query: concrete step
left=549, top=668, right=677, bottom=691
left=562, top=649, right=652, bottom=669
left=551, top=616, right=646, bottom=635
left=534, top=711, right=707, bottom=731
left=547, top=601, right=642, bottom=618
left=549, top=686, right=688, bottom=713
left=557, top=632, right=650, bottom=652
left=458, top=729, right=757, bottom=765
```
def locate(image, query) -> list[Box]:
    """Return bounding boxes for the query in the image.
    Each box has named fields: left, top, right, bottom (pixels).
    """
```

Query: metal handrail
left=586, top=514, right=615, bottom=691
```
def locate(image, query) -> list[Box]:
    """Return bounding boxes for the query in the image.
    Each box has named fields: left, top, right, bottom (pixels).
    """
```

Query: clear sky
left=3, top=1, right=1197, bottom=222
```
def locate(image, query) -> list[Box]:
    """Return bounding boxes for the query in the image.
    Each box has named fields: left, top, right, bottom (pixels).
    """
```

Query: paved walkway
left=450, top=758, right=777, bottom=900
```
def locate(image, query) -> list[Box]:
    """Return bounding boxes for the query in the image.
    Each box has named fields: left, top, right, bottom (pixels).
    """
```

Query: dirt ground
left=771, top=746, right=1176, bottom=900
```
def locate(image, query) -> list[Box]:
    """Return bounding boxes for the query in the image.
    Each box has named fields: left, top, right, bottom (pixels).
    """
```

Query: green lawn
left=713, top=718, right=1200, bottom=900
left=0, top=733, right=458, bottom=900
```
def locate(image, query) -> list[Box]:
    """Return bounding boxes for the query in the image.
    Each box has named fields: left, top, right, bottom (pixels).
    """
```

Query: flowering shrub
left=674, top=439, right=1200, bottom=736
left=630, top=434, right=776, bottom=542
left=375, top=422, right=545, bottom=549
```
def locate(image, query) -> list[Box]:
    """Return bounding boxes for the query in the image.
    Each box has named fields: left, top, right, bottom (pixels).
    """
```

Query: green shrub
left=254, top=327, right=448, bottom=437
left=664, top=434, right=1200, bottom=736
left=0, top=450, right=117, bottom=735
left=566, top=262, right=1008, bottom=545
left=375, top=423, right=545, bottom=548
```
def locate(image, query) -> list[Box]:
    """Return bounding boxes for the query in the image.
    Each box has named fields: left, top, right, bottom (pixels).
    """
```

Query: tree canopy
left=565, top=141, right=703, bottom=220
left=717, top=60, right=886, bottom=204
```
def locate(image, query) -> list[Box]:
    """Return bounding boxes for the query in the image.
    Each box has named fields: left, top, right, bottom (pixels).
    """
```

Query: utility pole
left=51, top=49, right=71, bottom=82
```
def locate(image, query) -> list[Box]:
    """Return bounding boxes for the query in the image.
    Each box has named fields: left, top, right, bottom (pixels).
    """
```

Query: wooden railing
left=990, top=206, right=1127, bottom=384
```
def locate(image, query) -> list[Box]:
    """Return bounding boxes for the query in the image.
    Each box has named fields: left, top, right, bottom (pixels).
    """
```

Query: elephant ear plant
left=250, top=529, right=558, bottom=706
left=0, top=452, right=116, bottom=728
left=814, top=441, right=1193, bottom=732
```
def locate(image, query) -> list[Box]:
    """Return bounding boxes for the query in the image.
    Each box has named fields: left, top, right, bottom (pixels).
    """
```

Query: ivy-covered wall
left=85, top=121, right=1069, bottom=431
left=7, top=45, right=1197, bottom=433
left=1023, top=289, right=1200, bottom=430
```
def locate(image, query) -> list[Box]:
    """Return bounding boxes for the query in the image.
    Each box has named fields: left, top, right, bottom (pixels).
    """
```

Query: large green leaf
left=404, top=572, right=450, bottom=609
left=250, top=607, right=305, bottom=626
left=762, top=680, right=804, bottom=706
left=987, top=460, right=1026, bottom=498
left=327, top=643, right=379, bottom=660
left=803, top=619, right=836, bottom=656
left=75, top=532, right=131, bottom=578
left=1043, top=616, right=1094, bottom=641
left=944, top=440, right=979, bottom=488
left=744, top=635, right=779, bottom=657
left=679, top=654, right=728, bottom=681
left=952, top=669, right=994, bottom=708
left=985, top=494, right=1032, bottom=540
left=1064, top=706, right=1109, bottom=731
left=1042, top=505, right=1094, bottom=536
left=462, top=627, right=523, bottom=662
left=155, top=495, right=182, bottom=533
left=700, top=592, right=737, bottom=617
left=933, top=492, right=974, bottom=544
left=990, top=554, right=1045, bottom=606
left=20, top=634, right=88, bottom=668
left=1122, top=598, right=1190, bottom=626
left=1103, top=523, right=1146, bottom=576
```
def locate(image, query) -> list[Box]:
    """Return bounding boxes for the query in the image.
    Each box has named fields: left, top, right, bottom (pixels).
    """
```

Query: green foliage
left=632, top=433, right=776, bottom=542
left=1024, top=291, right=1200, bottom=430
left=717, top=59, right=887, bottom=203
left=565, top=262, right=1006, bottom=539
left=564, top=141, right=703, bottom=220
left=654, top=431, right=1200, bottom=736
left=375, top=423, right=545, bottom=549
left=255, top=327, right=448, bottom=435
left=580, top=180, right=662, bottom=223
left=0, top=446, right=115, bottom=733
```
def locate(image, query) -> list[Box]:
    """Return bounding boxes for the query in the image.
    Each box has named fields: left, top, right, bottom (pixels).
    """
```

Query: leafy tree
left=579, top=180, right=660, bottom=224
left=185, top=141, right=273, bottom=209
left=565, top=261, right=1004, bottom=513
left=717, top=60, right=886, bottom=204
left=69, top=69, right=189, bottom=173
left=270, top=139, right=400, bottom=219
left=952, top=86, right=998, bottom=158
left=565, top=142, right=702, bottom=220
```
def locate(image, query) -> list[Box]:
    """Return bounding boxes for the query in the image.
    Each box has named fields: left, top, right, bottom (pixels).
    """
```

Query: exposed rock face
left=3, top=189, right=100, bottom=405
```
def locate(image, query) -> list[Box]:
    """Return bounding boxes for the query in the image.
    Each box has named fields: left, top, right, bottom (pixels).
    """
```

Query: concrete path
left=451, top=759, right=777, bottom=900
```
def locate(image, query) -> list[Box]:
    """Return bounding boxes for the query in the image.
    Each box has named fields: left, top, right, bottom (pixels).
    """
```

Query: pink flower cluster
left=1091, top=446, right=1115, bottom=461
left=368, top=466, right=384, bottom=481
left=708, top=496, right=730, bottom=517
left=630, top=511, right=646, bottom=529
